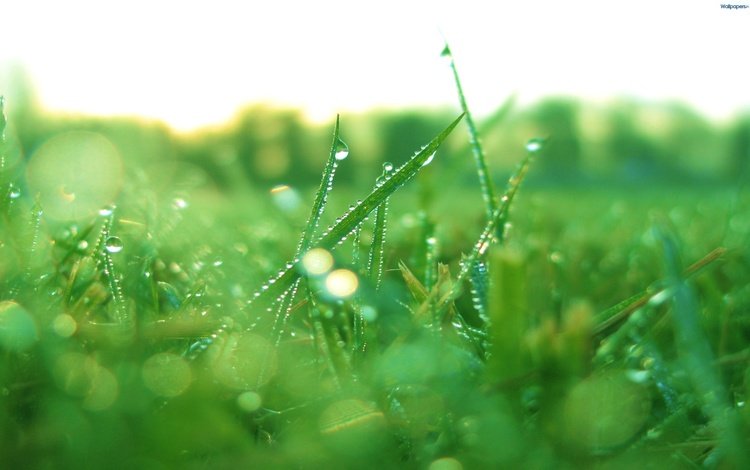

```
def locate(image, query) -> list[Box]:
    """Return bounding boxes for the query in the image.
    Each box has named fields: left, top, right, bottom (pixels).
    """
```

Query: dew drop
left=98, top=204, right=115, bottom=216
left=525, top=138, right=545, bottom=153
left=77, top=240, right=89, bottom=251
left=422, top=151, right=436, bottom=167
left=383, top=162, right=394, bottom=173
left=334, top=138, right=349, bottom=161
left=104, top=236, right=123, bottom=253
left=8, top=185, right=21, bottom=199
left=172, top=197, right=188, bottom=210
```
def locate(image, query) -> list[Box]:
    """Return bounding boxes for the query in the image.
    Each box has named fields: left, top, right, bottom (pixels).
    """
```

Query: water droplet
left=98, top=204, right=115, bottom=216
left=172, top=197, right=188, bottom=210
left=383, top=162, right=394, bottom=173
left=422, top=151, right=436, bottom=167
left=525, top=138, right=545, bottom=153
left=361, top=305, right=378, bottom=322
left=334, top=138, right=349, bottom=161
left=104, top=236, right=123, bottom=253
left=8, top=185, right=21, bottom=199
left=77, top=240, right=89, bottom=251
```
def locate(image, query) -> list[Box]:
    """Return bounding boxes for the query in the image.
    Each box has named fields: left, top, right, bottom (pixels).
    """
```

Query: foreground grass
left=2, top=93, right=750, bottom=469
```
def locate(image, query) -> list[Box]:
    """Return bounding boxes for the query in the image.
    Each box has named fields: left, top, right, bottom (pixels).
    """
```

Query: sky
left=1, top=0, right=748, bottom=131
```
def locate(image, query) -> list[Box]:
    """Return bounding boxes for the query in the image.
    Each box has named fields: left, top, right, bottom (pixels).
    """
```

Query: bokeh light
left=210, top=332, right=277, bottom=390
left=325, top=269, right=358, bottom=298
left=302, top=248, right=334, bottom=276
left=142, top=352, right=193, bottom=398
left=25, top=131, right=123, bottom=221
left=53, top=353, right=119, bottom=411
left=51, top=313, right=77, bottom=338
left=0, top=301, right=38, bottom=352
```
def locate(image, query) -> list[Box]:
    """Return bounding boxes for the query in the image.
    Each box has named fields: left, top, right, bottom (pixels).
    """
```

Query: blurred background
left=1, top=0, right=748, bottom=193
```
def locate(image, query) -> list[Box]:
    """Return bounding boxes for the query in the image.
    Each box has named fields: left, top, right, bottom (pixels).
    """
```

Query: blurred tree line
left=2, top=70, right=749, bottom=194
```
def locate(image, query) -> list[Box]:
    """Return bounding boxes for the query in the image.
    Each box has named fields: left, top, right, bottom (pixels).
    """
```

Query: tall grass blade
left=95, top=211, right=129, bottom=325
left=442, top=43, right=497, bottom=221
left=366, top=163, right=394, bottom=290
left=435, top=140, right=539, bottom=314
left=0, top=96, right=6, bottom=178
left=295, top=114, right=347, bottom=256
left=655, top=227, right=748, bottom=467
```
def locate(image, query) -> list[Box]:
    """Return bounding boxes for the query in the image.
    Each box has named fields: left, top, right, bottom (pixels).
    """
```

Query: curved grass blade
left=248, top=113, right=465, bottom=307
left=442, top=43, right=497, bottom=221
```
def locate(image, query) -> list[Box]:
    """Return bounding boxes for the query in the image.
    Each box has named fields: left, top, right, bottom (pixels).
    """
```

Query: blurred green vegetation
left=3, top=69, right=749, bottom=197
left=1, top=72, right=750, bottom=469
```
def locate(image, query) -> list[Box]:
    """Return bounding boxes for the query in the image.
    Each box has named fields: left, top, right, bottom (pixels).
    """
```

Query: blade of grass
left=442, top=43, right=497, bottom=221
left=655, top=227, right=748, bottom=468
left=366, top=163, right=394, bottom=290
left=295, top=114, right=347, bottom=257
left=431, top=140, right=540, bottom=316
left=248, top=113, right=465, bottom=307
left=592, top=247, right=726, bottom=338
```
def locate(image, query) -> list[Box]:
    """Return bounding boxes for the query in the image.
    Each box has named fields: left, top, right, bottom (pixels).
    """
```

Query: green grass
left=1, top=53, right=750, bottom=470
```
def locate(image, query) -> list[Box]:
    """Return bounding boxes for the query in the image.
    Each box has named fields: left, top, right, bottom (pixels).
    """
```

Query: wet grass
left=1, top=65, right=750, bottom=469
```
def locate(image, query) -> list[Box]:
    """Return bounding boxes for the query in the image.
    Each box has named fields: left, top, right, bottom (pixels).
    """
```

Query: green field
left=1, top=84, right=750, bottom=469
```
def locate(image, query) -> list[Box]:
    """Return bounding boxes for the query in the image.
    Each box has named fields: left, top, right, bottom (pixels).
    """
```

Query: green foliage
left=2, top=62, right=750, bottom=469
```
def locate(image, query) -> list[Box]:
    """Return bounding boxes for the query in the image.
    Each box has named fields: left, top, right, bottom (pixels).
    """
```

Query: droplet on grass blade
left=98, top=204, right=116, bottom=216
left=8, top=184, right=21, bottom=199
left=334, top=137, right=350, bottom=160
left=172, top=197, right=188, bottom=210
left=422, top=151, right=436, bottom=167
left=105, top=236, right=123, bottom=253
left=525, top=138, right=545, bottom=153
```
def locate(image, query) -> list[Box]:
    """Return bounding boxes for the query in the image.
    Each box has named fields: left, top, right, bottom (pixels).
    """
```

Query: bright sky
left=1, top=0, right=748, bottom=130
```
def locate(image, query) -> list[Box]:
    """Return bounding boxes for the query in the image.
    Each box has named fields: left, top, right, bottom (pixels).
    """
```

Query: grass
left=1, top=50, right=750, bottom=470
